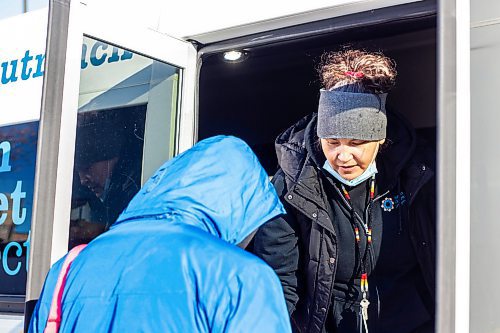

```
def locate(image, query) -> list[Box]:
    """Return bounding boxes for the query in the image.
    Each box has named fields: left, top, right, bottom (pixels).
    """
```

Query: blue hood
left=29, top=135, right=292, bottom=333
left=115, top=135, right=285, bottom=244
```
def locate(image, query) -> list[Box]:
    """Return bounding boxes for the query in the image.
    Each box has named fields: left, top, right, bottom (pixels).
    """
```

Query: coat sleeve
left=252, top=169, right=301, bottom=314
left=28, top=256, right=65, bottom=333
left=213, top=262, right=292, bottom=333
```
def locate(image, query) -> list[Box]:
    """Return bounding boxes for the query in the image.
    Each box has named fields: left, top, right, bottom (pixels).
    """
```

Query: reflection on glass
left=71, top=106, right=145, bottom=245
left=69, top=37, right=180, bottom=249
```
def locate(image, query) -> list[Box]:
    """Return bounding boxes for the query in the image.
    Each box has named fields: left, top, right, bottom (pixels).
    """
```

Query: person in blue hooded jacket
left=29, top=135, right=291, bottom=333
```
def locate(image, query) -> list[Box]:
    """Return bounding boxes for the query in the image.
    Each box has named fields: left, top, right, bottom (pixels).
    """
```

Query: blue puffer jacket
left=29, top=136, right=291, bottom=333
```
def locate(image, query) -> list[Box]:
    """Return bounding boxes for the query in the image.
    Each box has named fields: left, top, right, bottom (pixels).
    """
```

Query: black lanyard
left=339, top=175, right=376, bottom=332
left=338, top=175, right=376, bottom=299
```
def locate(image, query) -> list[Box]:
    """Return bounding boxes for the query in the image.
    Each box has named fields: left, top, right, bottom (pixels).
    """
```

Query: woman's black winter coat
left=253, top=111, right=436, bottom=333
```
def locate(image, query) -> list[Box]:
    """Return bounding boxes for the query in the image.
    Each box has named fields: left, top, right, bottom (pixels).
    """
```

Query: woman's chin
left=337, top=170, right=362, bottom=180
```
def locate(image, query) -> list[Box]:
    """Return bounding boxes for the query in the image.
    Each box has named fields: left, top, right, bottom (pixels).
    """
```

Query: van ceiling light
left=223, top=50, right=247, bottom=62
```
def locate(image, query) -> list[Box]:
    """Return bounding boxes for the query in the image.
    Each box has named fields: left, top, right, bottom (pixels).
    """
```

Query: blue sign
left=0, top=121, right=38, bottom=295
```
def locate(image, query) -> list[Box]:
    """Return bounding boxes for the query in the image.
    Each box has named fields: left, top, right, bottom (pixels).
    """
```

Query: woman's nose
left=337, top=149, right=353, bottom=162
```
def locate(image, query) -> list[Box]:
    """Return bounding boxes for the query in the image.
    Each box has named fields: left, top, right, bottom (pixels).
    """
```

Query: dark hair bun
left=319, top=49, right=397, bottom=93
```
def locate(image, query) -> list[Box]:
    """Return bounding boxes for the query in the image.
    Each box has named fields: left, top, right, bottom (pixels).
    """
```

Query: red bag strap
left=44, top=244, right=87, bottom=333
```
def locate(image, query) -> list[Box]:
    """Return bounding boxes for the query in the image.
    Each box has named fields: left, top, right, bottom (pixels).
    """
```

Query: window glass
left=69, top=36, right=180, bottom=249
left=27, top=0, right=48, bottom=11
left=0, top=0, right=48, bottom=20
left=0, top=0, right=23, bottom=19
left=0, top=121, right=38, bottom=296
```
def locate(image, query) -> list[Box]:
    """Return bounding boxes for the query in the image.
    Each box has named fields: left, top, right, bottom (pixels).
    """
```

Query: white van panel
left=83, top=0, right=423, bottom=43
left=470, top=22, right=500, bottom=333
left=0, top=314, right=23, bottom=333
left=0, top=9, right=47, bottom=126
left=160, top=0, right=423, bottom=43
left=471, top=1, right=500, bottom=25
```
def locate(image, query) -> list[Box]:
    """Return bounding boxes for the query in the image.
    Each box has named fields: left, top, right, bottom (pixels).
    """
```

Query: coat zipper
left=310, top=227, right=340, bottom=333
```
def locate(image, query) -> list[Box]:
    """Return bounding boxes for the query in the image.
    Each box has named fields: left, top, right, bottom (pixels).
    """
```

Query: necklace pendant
left=381, top=197, right=395, bottom=212
left=360, top=298, right=370, bottom=321
left=360, top=297, right=370, bottom=333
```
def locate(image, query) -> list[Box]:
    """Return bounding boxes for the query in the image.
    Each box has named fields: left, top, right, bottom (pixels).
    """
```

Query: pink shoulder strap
left=44, top=244, right=87, bottom=333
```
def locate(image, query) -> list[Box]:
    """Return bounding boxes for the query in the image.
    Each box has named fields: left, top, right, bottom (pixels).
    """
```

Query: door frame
left=25, top=0, right=197, bottom=326
left=437, top=0, right=470, bottom=332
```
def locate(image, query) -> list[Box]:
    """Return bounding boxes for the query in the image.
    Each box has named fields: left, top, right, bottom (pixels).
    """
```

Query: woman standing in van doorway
left=253, top=49, right=436, bottom=333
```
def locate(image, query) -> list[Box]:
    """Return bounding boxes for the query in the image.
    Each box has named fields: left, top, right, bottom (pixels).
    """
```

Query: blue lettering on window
left=108, top=46, right=120, bottom=63
left=0, top=141, right=12, bottom=173
left=81, top=43, right=89, bottom=69
left=0, top=183, right=27, bottom=226
left=23, top=232, right=30, bottom=272
left=121, top=50, right=133, bottom=61
left=32, top=54, right=45, bottom=78
left=90, top=42, right=108, bottom=66
left=0, top=193, right=7, bottom=225
left=11, top=181, right=26, bottom=225
left=1, top=60, right=19, bottom=84
left=82, top=41, right=133, bottom=68
left=20, top=50, right=34, bottom=80
left=0, top=42, right=133, bottom=88
left=2, top=242, right=22, bottom=276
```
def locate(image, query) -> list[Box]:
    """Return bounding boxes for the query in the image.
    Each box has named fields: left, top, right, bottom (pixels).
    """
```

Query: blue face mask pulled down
left=323, top=160, right=378, bottom=187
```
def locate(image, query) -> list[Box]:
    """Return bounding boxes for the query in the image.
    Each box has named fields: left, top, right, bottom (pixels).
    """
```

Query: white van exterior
left=1, top=0, right=492, bottom=332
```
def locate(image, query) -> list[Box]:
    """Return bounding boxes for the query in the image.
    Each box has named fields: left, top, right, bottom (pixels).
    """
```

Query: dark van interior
left=197, top=0, right=436, bottom=175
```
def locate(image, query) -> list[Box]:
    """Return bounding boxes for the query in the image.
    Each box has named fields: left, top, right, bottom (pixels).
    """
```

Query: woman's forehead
left=322, top=138, right=379, bottom=144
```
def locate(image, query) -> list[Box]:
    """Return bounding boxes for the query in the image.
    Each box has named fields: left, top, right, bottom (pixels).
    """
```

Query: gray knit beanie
left=317, top=90, right=387, bottom=141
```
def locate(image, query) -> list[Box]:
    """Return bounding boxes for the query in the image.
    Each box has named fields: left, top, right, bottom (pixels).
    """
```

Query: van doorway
left=197, top=2, right=436, bottom=175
